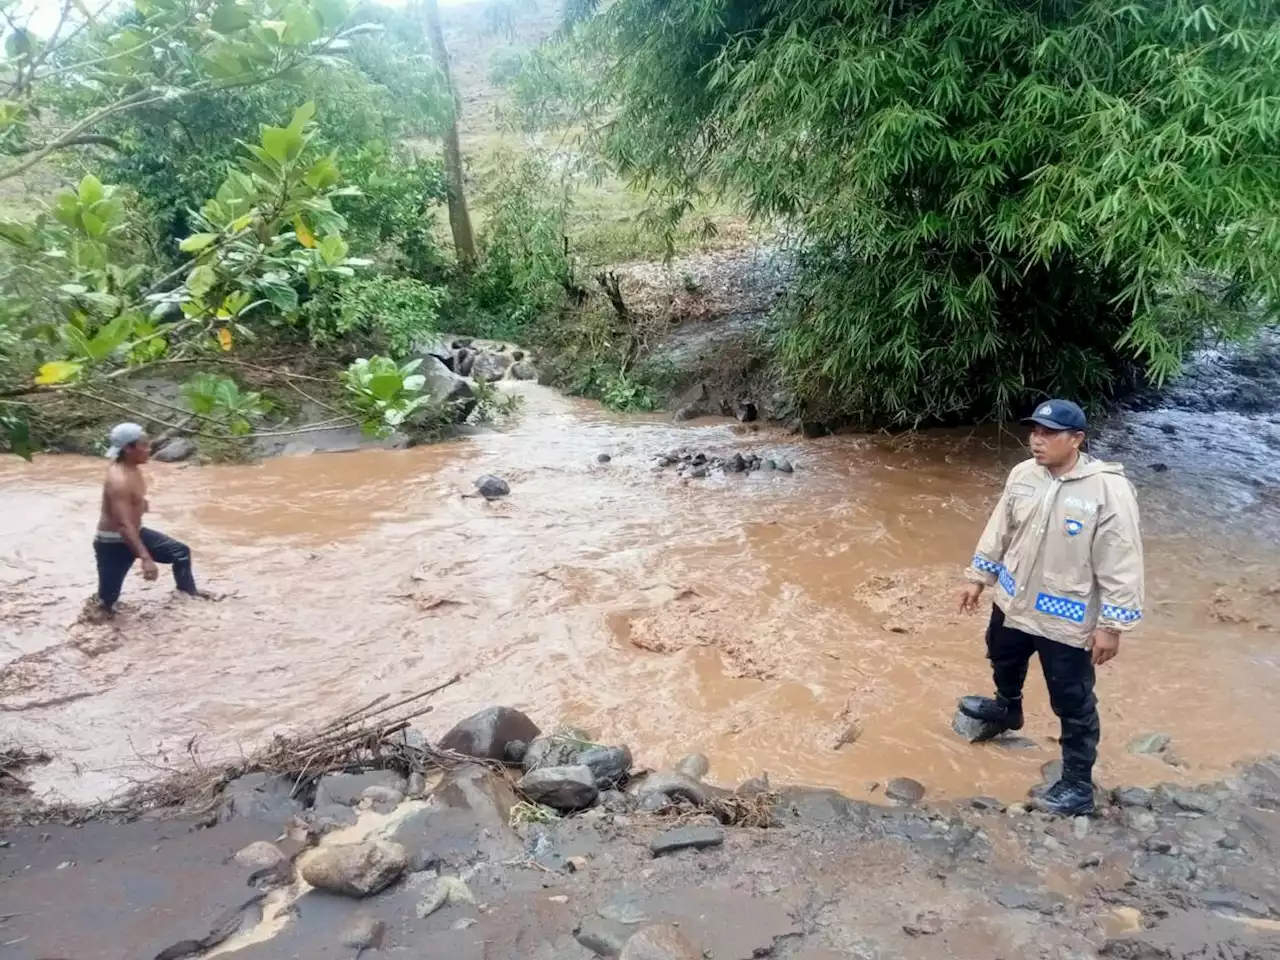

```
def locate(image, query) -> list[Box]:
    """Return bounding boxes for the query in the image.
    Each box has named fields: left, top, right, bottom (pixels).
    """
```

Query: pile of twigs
left=0, top=743, right=52, bottom=795
left=86, top=674, right=481, bottom=822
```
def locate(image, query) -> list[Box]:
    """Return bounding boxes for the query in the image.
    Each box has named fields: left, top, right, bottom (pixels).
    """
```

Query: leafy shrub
left=304, top=276, right=446, bottom=357
left=341, top=355, right=432, bottom=436
left=462, top=149, right=573, bottom=338
left=582, top=0, right=1280, bottom=424
left=182, top=374, right=270, bottom=436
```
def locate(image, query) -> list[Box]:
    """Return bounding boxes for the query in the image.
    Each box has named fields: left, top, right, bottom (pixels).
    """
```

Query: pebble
left=1167, top=788, right=1220, bottom=815
left=1112, top=786, right=1152, bottom=808
left=415, top=876, right=475, bottom=918
left=361, top=785, right=404, bottom=807
left=650, top=825, right=725, bottom=857
left=885, top=777, right=926, bottom=804
left=576, top=916, right=633, bottom=957
left=970, top=796, right=1004, bottom=812
left=1078, top=852, right=1103, bottom=868
left=1073, top=816, right=1090, bottom=839
left=902, top=911, right=943, bottom=936
left=619, top=924, right=701, bottom=960
left=406, top=771, right=427, bottom=798
left=597, top=453, right=612, bottom=463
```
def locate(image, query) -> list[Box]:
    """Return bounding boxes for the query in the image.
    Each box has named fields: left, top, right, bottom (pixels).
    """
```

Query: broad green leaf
left=78, top=175, right=104, bottom=207
left=211, top=3, right=252, bottom=33
left=260, top=126, right=291, bottom=163
left=180, top=233, right=218, bottom=253
left=289, top=101, right=316, bottom=133
left=34, top=360, right=82, bottom=385
left=318, top=234, right=348, bottom=265
left=80, top=211, right=106, bottom=237
left=188, top=264, right=217, bottom=299
left=259, top=277, right=298, bottom=313
left=369, top=372, right=403, bottom=401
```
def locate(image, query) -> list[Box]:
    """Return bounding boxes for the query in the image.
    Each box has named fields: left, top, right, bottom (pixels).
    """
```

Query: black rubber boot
left=958, top=694, right=1024, bottom=731
left=1031, top=779, right=1095, bottom=816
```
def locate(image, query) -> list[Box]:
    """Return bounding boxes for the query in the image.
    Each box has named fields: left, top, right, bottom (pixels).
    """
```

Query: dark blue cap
left=1022, top=398, right=1087, bottom=432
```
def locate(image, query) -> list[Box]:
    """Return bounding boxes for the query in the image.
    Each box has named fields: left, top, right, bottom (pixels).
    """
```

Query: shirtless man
left=94, top=422, right=200, bottom=612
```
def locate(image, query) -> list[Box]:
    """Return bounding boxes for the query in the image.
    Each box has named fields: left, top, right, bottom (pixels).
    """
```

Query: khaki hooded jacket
left=965, top=454, right=1145, bottom=648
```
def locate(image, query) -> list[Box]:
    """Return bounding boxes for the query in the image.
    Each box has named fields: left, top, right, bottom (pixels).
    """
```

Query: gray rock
left=620, top=925, right=701, bottom=960
left=510, top=361, right=538, bottom=381
left=421, top=355, right=477, bottom=422
left=576, top=916, right=633, bottom=957
left=406, top=848, right=440, bottom=873
left=233, top=841, right=287, bottom=872
left=994, top=885, right=1066, bottom=915
left=726, top=452, right=746, bottom=473
left=504, top=739, right=529, bottom=765
left=674, top=753, right=710, bottom=780
left=579, top=745, right=633, bottom=788
left=517, top=764, right=599, bottom=811
left=650, top=825, right=725, bottom=856
left=597, top=453, right=612, bottom=463
left=340, top=913, right=385, bottom=950
left=885, top=777, right=926, bottom=804
left=300, top=840, right=407, bottom=898
left=1130, top=852, right=1196, bottom=886
left=217, top=772, right=304, bottom=824
left=406, top=772, right=427, bottom=798
left=360, top=785, right=404, bottom=808
left=1073, top=816, right=1091, bottom=839
left=628, top=771, right=709, bottom=807
left=736, top=774, right=771, bottom=797
left=438, top=706, right=541, bottom=761
left=455, top=349, right=475, bottom=377
left=1123, top=808, right=1159, bottom=833
left=774, top=457, right=794, bottom=473
left=952, top=709, right=1005, bottom=743
left=970, top=796, right=1004, bottom=812
left=598, top=789, right=635, bottom=814
left=734, top=402, right=758, bottom=423
left=1198, top=888, right=1273, bottom=919
left=475, top=474, right=511, bottom=499
left=414, top=336, right=456, bottom=370
left=471, top=351, right=513, bottom=383
left=415, top=876, right=475, bottom=918
left=1113, top=786, right=1152, bottom=808
left=1167, top=788, right=1220, bottom=814
left=1128, top=732, right=1172, bottom=756
left=903, top=911, right=943, bottom=936
left=306, top=803, right=359, bottom=834
left=314, top=770, right=408, bottom=808
left=673, top=403, right=709, bottom=422
left=1078, top=852, right=1103, bottom=868
left=638, top=792, right=672, bottom=813
left=524, top=733, right=589, bottom=771
left=153, top=437, right=197, bottom=462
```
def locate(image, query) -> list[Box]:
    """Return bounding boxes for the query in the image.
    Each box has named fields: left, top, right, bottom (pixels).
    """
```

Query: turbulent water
left=1, top=383, right=1278, bottom=805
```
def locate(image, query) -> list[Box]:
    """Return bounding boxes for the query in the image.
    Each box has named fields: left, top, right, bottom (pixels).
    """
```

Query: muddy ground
left=4, top=751, right=1280, bottom=960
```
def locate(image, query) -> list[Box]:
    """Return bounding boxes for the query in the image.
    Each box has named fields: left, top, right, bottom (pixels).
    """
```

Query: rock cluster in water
left=655, top=448, right=794, bottom=479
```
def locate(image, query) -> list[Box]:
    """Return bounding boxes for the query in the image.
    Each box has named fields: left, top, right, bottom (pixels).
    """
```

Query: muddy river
left=2, top=385, right=1278, bottom=805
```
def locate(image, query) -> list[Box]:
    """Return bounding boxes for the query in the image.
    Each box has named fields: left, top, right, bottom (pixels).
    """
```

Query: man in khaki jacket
left=958, top=399, right=1144, bottom=816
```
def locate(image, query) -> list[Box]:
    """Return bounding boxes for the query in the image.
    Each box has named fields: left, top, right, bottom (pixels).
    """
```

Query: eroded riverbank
left=2, top=383, right=1278, bottom=807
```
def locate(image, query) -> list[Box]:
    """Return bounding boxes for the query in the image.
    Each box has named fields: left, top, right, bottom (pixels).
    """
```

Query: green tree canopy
left=578, top=0, right=1280, bottom=423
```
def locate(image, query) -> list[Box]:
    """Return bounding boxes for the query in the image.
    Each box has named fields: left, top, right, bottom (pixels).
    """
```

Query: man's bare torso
left=98, top=463, right=147, bottom=534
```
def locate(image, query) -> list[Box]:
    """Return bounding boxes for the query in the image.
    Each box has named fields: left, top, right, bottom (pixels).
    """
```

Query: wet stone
left=1123, top=808, right=1159, bottom=833
left=439, top=706, right=540, bottom=762
left=576, top=916, right=633, bottom=957
left=579, top=745, right=633, bottom=788
left=301, top=840, right=407, bottom=898
left=952, top=709, right=1005, bottom=743
left=475, top=474, right=511, bottom=499
left=314, top=770, right=407, bottom=808
left=774, top=457, right=794, bottom=473
left=234, top=840, right=287, bottom=872
left=517, top=764, right=599, bottom=811
left=994, top=885, right=1066, bottom=915
left=1128, top=732, right=1172, bottom=756
left=885, top=777, right=926, bottom=804
left=650, top=825, right=725, bottom=856
left=970, top=796, right=1004, bottom=812
left=597, top=453, right=612, bottom=463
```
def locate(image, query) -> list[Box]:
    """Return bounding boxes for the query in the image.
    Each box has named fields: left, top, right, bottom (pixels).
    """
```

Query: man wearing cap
left=95, top=423, right=201, bottom=612
left=957, top=399, right=1144, bottom=816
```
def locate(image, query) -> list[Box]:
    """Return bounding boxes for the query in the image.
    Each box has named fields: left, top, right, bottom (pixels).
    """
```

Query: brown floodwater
left=2, top=385, right=1278, bottom=805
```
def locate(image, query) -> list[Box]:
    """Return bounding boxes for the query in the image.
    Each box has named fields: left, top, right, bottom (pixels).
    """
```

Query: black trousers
left=94, top=528, right=196, bottom=609
left=986, top=605, right=1100, bottom=783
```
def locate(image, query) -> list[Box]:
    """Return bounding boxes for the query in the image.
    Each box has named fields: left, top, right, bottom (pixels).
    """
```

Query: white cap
left=106, top=422, right=145, bottom=459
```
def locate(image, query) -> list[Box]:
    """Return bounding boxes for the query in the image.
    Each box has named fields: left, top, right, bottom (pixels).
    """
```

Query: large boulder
left=414, top=337, right=456, bottom=371
left=470, top=350, right=514, bottom=383
left=153, top=437, right=197, bottom=463
left=475, top=475, right=510, bottom=499
left=438, top=706, right=541, bottom=762
left=300, top=840, right=407, bottom=898
left=422, top=355, right=477, bottom=422
left=518, top=764, right=599, bottom=811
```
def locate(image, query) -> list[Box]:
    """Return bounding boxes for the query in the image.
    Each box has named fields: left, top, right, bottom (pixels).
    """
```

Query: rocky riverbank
left=4, top=702, right=1279, bottom=960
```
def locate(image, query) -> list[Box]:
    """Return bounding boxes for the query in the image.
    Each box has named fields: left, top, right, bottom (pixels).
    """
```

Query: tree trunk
left=420, top=0, right=477, bottom=271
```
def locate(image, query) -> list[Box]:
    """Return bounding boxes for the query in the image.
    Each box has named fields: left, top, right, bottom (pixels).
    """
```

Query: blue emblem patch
left=1064, top=518, right=1083, bottom=537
